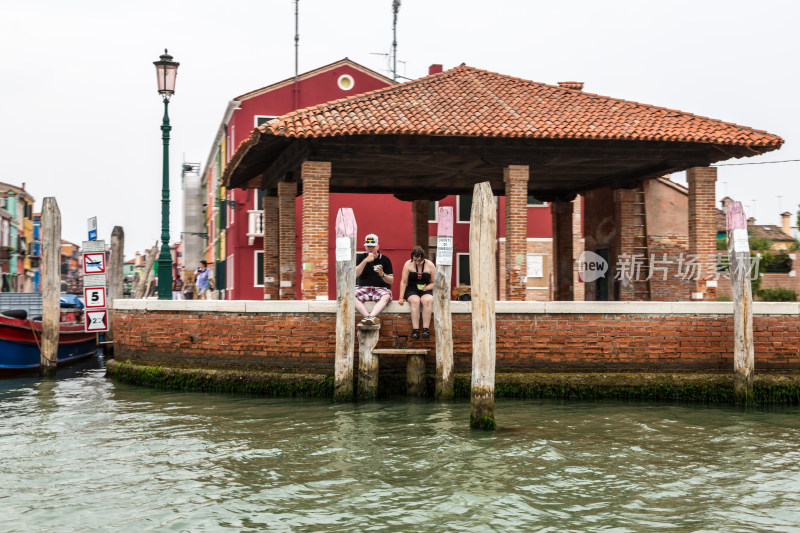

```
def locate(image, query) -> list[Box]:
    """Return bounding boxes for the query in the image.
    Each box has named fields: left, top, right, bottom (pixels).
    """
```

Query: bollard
left=357, top=324, right=381, bottom=399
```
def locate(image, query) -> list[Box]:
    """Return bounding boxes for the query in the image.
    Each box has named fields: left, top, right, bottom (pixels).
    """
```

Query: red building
left=199, top=60, right=581, bottom=301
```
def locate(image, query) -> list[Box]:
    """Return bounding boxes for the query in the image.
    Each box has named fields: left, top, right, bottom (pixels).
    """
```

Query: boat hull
left=0, top=314, right=97, bottom=372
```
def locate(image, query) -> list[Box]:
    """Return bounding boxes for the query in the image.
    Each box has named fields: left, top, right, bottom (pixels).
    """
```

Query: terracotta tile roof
left=256, top=65, right=783, bottom=147
left=716, top=208, right=795, bottom=242
left=748, top=223, right=795, bottom=243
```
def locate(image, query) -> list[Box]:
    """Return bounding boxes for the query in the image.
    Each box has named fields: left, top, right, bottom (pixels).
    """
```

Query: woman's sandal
left=422, top=328, right=430, bottom=339
left=411, top=329, right=420, bottom=339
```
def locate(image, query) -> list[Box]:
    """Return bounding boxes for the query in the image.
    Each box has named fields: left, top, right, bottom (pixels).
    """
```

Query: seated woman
left=397, top=246, right=436, bottom=339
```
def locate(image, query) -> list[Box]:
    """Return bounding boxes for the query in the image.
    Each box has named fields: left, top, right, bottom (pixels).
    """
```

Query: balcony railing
left=247, top=210, right=264, bottom=245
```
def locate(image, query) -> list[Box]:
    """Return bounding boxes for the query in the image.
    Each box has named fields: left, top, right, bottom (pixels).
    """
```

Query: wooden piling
left=107, top=226, right=124, bottom=350
left=334, top=208, right=357, bottom=401
left=469, top=182, right=497, bottom=430
left=357, top=324, right=381, bottom=399
left=134, top=244, right=158, bottom=299
left=406, top=353, right=427, bottom=396
left=40, top=197, right=61, bottom=371
left=434, top=205, right=454, bottom=399
left=727, top=201, right=754, bottom=402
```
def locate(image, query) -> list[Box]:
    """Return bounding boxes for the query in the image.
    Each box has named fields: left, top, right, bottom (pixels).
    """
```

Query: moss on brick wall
left=107, top=360, right=334, bottom=397
left=108, top=361, right=800, bottom=405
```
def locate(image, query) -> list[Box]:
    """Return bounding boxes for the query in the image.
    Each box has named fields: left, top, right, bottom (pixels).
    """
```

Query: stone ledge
left=109, top=299, right=800, bottom=315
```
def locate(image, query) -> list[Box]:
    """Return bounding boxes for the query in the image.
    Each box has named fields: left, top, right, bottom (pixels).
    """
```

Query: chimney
left=429, top=64, right=443, bottom=75
left=558, top=81, right=584, bottom=91
left=781, top=211, right=792, bottom=236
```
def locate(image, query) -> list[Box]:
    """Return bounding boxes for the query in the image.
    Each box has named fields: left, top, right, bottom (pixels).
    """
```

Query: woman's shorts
left=404, top=288, right=433, bottom=300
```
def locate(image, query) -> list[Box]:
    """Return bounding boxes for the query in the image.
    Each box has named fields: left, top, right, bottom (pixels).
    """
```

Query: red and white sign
left=85, top=309, right=109, bottom=332
left=83, top=252, right=106, bottom=275
left=84, top=286, right=106, bottom=309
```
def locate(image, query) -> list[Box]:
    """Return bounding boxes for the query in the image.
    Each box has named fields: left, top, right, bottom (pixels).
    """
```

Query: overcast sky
left=2, top=0, right=797, bottom=256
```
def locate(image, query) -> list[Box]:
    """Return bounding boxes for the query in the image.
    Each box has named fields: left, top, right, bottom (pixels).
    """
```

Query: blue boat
left=0, top=296, right=97, bottom=373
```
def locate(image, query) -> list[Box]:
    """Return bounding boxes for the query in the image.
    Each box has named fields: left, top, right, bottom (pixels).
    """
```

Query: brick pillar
left=614, top=189, right=637, bottom=301
left=551, top=200, right=574, bottom=301
left=572, top=196, right=585, bottom=301
left=278, top=181, right=297, bottom=300
left=301, top=161, right=331, bottom=300
left=504, top=165, right=528, bottom=301
left=688, top=166, right=718, bottom=301
left=412, top=199, right=430, bottom=257
left=262, top=195, right=279, bottom=300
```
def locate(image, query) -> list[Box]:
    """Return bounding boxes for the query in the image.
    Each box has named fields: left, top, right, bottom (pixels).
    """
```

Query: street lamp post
left=153, top=49, right=179, bottom=300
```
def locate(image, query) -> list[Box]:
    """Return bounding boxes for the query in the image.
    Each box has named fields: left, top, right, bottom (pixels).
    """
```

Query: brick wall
left=112, top=301, right=800, bottom=376
left=504, top=165, right=528, bottom=300
left=551, top=201, right=574, bottom=300
left=647, top=235, right=693, bottom=301
left=572, top=197, right=585, bottom=301
left=526, top=239, right=553, bottom=301
left=718, top=273, right=800, bottom=301
left=412, top=200, right=430, bottom=257
left=262, top=195, right=279, bottom=300
left=687, top=167, right=718, bottom=301
left=278, top=181, right=297, bottom=300
left=300, top=161, right=331, bottom=299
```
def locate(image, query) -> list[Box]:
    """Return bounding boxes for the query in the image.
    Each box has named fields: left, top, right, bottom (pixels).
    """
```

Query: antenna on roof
left=392, top=0, right=401, bottom=82
left=293, top=0, right=300, bottom=109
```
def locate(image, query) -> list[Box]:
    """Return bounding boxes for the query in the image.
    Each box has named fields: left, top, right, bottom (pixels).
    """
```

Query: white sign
left=732, top=228, right=750, bottom=252
left=83, top=274, right=107, bottom=288
left=82, top=240, right=105, bottom=253
left=436, top=236, right=453, bottom=266
left=335, top=237, right=352, bottom=262
left=85, top=309, right=109, bottom=332
left=84, top=286, right=106, bottom=309
left=527, top=255, right=544, bottom=278
left=83, top=252, right=106, bottom=274
left=88, top=217, right=97, bottom=241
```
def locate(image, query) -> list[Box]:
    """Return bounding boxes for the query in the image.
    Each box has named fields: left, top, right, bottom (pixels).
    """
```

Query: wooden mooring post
left=40, top=197, right=61, bottom=372
left=434, top=205, right=454, bottom=399
left=106, top=226, right=124, bottom=351
left=134, top=244, right=158, bottom=299
left=727, top=201, right=754, bottom=402
left=357, top=324, right=380, bottom=399
left=334, top=208, right=357, bottom=401
left=469, top=182, right=497, bottom=430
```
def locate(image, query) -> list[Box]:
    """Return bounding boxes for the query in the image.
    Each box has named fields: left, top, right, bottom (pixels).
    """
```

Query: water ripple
left=2, top=369, right=800, bottom=531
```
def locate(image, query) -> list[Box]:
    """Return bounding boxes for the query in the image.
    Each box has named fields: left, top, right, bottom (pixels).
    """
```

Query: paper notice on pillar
left=527, top=255, right=544, bottom=278
left=732, top=229, right=750, bottom=252
left=335, top=237, right=352, bottom=262
left=84, top=274, right=107, bottom=287
left=436, top=236, right=453, bottom=266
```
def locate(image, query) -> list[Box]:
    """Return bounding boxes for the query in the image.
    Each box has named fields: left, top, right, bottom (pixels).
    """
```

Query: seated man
left=355, top=233, right=393, bottom=325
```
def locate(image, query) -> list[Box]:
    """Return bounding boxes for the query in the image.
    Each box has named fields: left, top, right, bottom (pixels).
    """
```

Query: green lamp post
left=153, top=49, right=179, bottom=300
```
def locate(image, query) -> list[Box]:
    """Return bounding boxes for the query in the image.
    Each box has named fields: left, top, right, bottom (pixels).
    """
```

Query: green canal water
left=2, top=357, right=800, bottom=532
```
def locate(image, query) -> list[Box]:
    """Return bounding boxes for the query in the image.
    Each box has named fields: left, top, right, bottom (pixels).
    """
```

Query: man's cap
left=364, top=234, right=379, bottom=246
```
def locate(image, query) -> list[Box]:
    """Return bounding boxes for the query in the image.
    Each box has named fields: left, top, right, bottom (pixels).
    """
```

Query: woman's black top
left=404, top=262, right=433, bottom=298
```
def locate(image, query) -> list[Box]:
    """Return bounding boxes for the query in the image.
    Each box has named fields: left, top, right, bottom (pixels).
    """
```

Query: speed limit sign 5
left=84, top=286, right=107, bottom=309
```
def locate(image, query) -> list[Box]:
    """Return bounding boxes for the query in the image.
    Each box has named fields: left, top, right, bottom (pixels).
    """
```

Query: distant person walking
left=182, top=270, right=196, bottom=300
left=195, top=261, right=212, bottom=300
left=172, top=275, right=184, bottom=300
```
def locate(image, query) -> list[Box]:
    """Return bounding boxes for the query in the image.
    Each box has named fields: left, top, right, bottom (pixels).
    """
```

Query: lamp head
left=154, top=49, right=179, bottom=98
